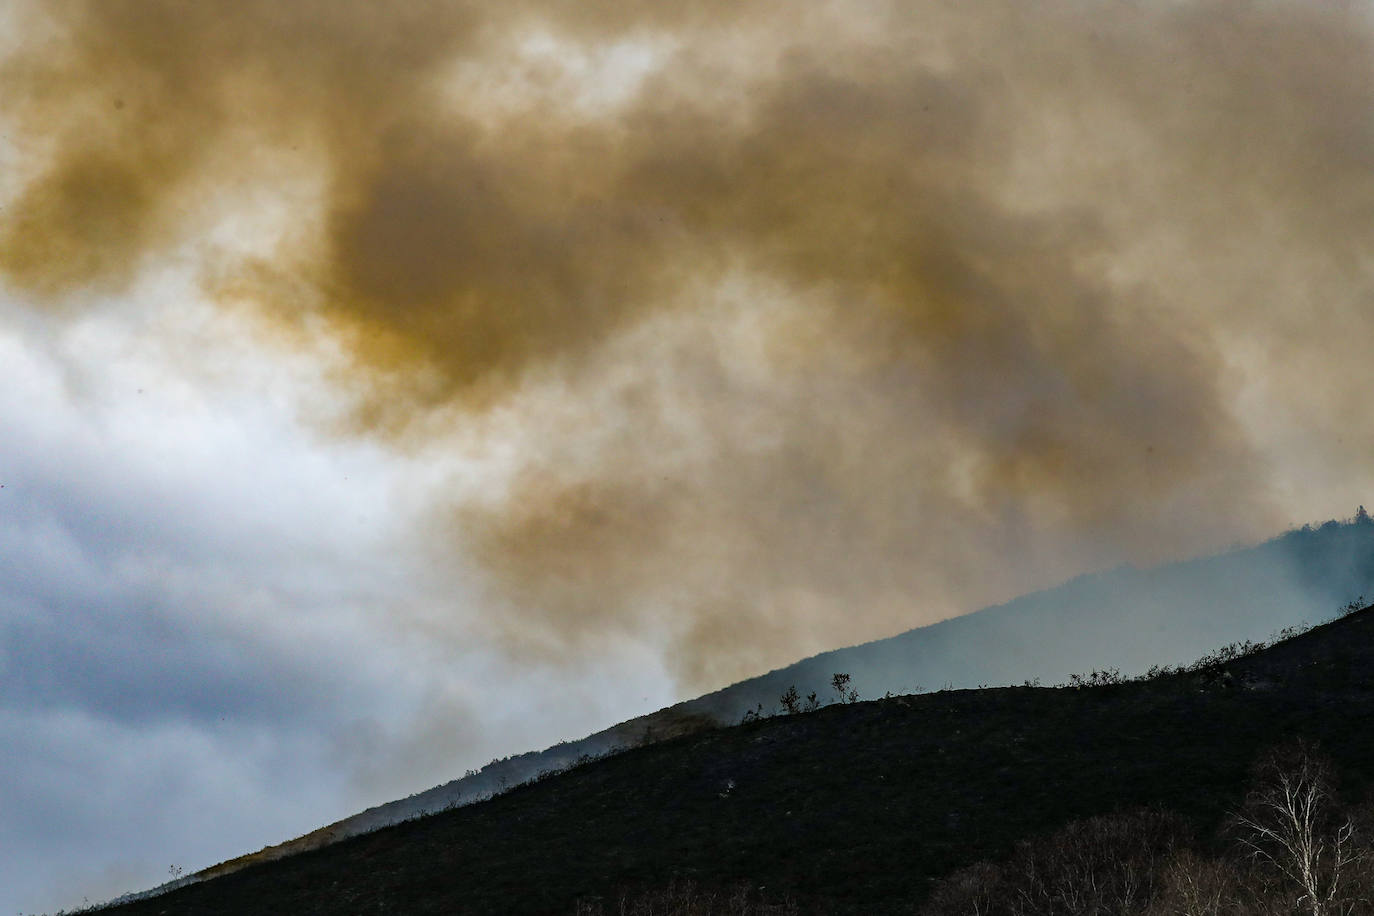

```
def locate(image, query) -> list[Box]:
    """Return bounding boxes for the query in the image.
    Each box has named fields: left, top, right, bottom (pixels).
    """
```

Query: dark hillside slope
left=225, top=516, right=1373, bottom=870
left=99, top=602, right=1374, bottom=915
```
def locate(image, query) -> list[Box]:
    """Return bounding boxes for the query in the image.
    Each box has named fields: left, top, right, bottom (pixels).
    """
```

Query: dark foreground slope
left=216, top=516, right=1374, bottom=868
left=99, top=603, right=1374, bottom=916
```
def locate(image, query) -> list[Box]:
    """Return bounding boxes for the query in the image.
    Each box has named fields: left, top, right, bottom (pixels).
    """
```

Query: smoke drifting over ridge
left=4, top=0, right=1373, bottom=690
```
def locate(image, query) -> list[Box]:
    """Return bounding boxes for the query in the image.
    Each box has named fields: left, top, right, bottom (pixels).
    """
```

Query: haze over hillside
left=95, top=574, right=1374, bottom=913
left=104, top=514, right=1374, bottom=905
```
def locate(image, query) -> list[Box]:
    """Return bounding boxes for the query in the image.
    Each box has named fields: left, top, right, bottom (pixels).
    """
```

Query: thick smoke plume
left=4, top=0, right=1373, bottom=690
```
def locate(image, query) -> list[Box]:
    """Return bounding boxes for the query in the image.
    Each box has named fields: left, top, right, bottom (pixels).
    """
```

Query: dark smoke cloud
left=4, top=0, right=1373, bottom=690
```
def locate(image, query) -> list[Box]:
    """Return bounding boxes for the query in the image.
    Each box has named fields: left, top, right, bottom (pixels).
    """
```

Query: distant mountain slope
left=691, top=515, right=1374, bottom=718
left=100, top=599, right=1374, bottom=915
left=106, top=516, right=1374, bottom=905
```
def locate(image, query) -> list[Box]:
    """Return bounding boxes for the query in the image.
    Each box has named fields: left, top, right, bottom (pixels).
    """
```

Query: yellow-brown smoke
left=5, top=0, right=1374, bottom=690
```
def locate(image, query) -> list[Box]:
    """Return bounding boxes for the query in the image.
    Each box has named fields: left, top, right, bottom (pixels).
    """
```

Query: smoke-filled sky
left=3, top=0, right=1374, bottom=910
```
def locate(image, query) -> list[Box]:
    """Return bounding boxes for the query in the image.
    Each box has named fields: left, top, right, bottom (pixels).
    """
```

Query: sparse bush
left=1132, top=623, right=1320, bottom=687
left=1065, top=667, right=1123, bottom=688
left=779, top=684, right=801, bottom=715
left=1151, top=848, right=1240, bottom=916
left=831, top=672, right=859, bottom=704
left=1172, top=640, right=1268, bottom=682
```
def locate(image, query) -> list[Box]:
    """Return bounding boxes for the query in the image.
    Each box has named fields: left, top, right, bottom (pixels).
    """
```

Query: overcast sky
left=3, top=0, right=1374, bottom=912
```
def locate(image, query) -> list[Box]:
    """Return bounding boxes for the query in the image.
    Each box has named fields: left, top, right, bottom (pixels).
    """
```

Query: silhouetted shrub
left=1065, top=667, right=1123, bottom=688
left=779, top=685, right=801, bottom=715
left=830, top=672, right=859, bottom=704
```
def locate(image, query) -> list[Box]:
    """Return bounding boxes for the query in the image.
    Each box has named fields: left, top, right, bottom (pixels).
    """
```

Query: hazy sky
left=3, top=0, right=1374, bottom=911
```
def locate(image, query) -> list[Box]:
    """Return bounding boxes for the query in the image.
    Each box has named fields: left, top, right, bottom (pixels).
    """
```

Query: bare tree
left=1232, top=742, right=1362, bottom=916
left=778, top=684, right=801, bottom=715
left=830, top=672, right=859, bottom=704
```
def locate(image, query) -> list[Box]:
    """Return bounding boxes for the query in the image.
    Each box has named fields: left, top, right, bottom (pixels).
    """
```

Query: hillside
left=94, top=595, right=1374, bottom=915
left=96, top=517, right=1374, bottom=905
left=693, top=516, right=1374, bottom=716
